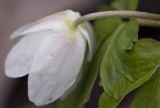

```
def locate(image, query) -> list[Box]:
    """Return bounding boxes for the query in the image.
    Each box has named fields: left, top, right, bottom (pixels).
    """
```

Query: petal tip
left=28, top=91, right=57, bottom=107
left=4, top=69, right=20, bottom=78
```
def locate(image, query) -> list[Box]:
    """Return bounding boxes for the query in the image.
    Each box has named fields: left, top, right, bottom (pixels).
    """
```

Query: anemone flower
left=5, top=10, right=94, bottom=106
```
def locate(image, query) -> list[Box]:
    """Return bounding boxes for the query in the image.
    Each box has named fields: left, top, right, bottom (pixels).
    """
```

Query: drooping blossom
left=5, top=10, right=94, bottom=106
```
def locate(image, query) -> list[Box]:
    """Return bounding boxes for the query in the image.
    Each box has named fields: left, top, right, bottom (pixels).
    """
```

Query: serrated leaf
left=127, top=39, right=160, bottom=108
left=111, top=0, right=138, bottom=10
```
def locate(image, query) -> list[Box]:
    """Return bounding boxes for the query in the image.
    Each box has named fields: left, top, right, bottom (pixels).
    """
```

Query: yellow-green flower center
left=65, top=19, right=77, bottom=33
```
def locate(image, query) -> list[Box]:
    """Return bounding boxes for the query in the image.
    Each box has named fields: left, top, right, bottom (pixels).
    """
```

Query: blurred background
left=0, top=0, right=159, bottom=108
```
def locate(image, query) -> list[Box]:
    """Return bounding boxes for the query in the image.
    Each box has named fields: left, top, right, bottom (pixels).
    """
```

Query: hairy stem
left=75, top=11, right=160, bottom=27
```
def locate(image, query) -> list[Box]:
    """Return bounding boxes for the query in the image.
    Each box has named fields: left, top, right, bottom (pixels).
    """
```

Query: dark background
left=0, top=0, right=159, bottom=108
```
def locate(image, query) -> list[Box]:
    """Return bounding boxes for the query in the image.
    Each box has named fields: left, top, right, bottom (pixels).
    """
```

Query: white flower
left=5, top=10, right=94, bottom=106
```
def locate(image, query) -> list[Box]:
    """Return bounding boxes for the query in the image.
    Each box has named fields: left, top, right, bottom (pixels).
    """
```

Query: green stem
left=137, top=18, right=160, bottom=27
left=75, top=11, right=160, bottom=27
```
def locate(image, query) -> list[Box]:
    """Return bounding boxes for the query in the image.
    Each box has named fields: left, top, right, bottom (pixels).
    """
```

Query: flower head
left=5, top=10, right=94, bottom=106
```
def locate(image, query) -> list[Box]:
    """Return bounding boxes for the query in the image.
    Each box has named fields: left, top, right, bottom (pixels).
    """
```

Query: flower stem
left=137, top=18, right=160, bottom=27
left=75, top=11, right=160, bottom=27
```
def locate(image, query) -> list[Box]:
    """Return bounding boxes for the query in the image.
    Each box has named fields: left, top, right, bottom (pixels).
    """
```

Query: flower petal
left=11, top=10, right=80, bottom=39
left=5, top=31, right=53, bottom=78
left=11, top=21, right=66, bottom=39
left=79, top=23, right=95, bottom=61
left=28, top=32, right=86, bottom=106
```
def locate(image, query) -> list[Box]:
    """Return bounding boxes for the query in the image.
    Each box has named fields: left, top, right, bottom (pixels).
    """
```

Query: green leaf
left=127, top=39, right=160, bottom=108
left=131, top=69, right=160, bottom=108
left=111, top=0, right=138, bottom=10
left=99, top=27, right=160, bottom=108
left=99, top=21, right=159, bottom=108
left=99, top=92, right=118, bottom=108
left=94, top=18, right=122, bottom=43
left=100, top=20, right=138, bottom=100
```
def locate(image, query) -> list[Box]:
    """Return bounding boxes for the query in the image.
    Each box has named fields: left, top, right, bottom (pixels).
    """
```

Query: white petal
left=28, top=32, right=86, bottom=106
left=5, top=31, right=53, bottom=78
left=11, top=21, right=66, bottom=39
left=79, top=22, right=95, bottom=61
left=11, top=10, right=80, bottom=39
